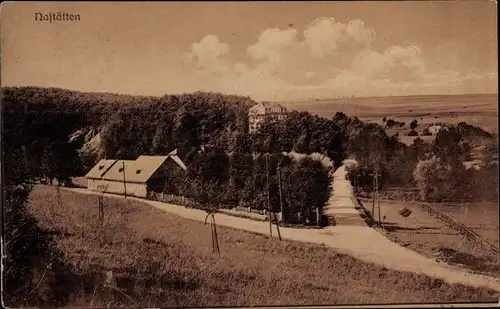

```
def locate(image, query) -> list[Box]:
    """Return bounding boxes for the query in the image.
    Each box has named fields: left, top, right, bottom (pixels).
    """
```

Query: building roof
left=101, top=159, right=144, bottom=182
left=250, top=102, right=287, bottom=111
left=261, top=102, right=286, bottom=109
left=85, top=159, right=119, bottom=179
left=86, top=149, right=187, bottom=183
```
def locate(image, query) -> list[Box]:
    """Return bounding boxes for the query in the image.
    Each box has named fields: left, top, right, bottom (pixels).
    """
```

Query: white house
left=85, top=149, right=187, bottom=198
left=248, top=102, right=289, bottom=133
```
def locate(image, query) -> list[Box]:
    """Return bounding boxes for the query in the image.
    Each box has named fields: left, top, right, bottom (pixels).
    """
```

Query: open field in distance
left=281, top=93, right=498, bottom=133
left=28, top=186, right=500, bottom=306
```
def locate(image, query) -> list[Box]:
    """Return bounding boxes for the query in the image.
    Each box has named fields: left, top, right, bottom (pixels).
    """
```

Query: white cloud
left=182, top=34, right=231, bottom=75
left=304, top=18, right=375, bottom=58
left=247, top=28, right=299, bottom=62
left=351, top=45, right=426, bottom=82
left=182, top=17, right=497, bottom=100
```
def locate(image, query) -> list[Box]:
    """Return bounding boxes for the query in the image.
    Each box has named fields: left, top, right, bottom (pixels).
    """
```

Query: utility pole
left=353, top=171, right=356, bottom=192
left=266, top=154, right=272, bottom=237
left=122, top=161, right=127, bottom=199
left=273, top=211, right=282, bottom=241
left=376, top=170, right=381, bottom=226
left=277, top=162, right=284, bottom=224
left=371, top=170, right=376, bottom=218
left=371, top=167, right=382, bottom=226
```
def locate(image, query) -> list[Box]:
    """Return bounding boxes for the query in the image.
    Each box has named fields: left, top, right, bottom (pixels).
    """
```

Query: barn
left=85, top=149, right=187, bottom=198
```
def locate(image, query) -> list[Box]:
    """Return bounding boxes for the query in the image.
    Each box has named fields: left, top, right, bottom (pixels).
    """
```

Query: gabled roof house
left=85, top=149, right=187, bottom=198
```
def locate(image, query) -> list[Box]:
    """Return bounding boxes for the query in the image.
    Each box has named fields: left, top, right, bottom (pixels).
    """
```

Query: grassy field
left=358, top=197, right=499, bottom=277
left=26, top=186, right=500, bottom=306
left=280, top=93, right=498, bottom=133
left=433, top=202, right=499, bottom=246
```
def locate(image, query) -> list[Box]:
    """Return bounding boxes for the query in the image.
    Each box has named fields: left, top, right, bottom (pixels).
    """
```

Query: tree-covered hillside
left=2, top=86, right=256, bottom=179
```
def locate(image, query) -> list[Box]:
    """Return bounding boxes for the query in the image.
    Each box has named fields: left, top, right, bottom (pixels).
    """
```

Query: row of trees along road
left=169, top=148, right=331, bottom=223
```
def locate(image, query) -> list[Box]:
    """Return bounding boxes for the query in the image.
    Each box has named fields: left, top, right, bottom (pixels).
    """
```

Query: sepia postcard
left=0, top=1, right=499, bottom=308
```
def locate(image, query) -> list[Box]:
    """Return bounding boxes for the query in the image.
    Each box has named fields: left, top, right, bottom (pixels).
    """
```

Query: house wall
left=87, top=178, right=148, bottom=198
left=248, top=104, right=289, bottom=133
left=147, top=159, right=185, bottom=194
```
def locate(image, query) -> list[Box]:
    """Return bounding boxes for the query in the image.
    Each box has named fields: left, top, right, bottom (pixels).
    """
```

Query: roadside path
left=323, top=164, right=367, bottom=226
left=63, top=163, right=500, bottom=292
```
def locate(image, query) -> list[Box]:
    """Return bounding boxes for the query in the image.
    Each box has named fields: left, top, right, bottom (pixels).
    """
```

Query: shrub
left=3, top=148, right=75, bottom=307
left=280, top=157, right=331, bottom=219
left=421, top=128, right=432, bottom=136
left=413, top=155, right=453, bottom=202
left=410, top=119, right=418, bottom=130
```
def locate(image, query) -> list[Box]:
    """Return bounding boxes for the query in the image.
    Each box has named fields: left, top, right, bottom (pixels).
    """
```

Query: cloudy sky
left=1, top=1, right=497, bottom=101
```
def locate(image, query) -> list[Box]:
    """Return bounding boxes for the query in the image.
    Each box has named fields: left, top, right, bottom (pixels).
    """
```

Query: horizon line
left=2, top=83, right=498, bottom=103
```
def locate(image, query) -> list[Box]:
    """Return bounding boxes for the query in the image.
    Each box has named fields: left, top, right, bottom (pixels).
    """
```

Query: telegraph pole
left=371, top=171, right=376, bottom=217
left=277, top=162, right=284, bottom=224
left=266, top=154, right=272, bottom=237
left=376, top=170, right=381, bottom=226
left=122, top=161, right=127, bottom=199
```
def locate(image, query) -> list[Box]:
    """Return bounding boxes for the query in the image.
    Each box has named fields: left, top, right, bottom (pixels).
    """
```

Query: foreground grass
left=27, top=186, right=499, bottom=307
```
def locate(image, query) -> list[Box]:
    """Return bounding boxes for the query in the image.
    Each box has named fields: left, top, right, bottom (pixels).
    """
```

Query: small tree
left=410, top=119, right=418, bottom=130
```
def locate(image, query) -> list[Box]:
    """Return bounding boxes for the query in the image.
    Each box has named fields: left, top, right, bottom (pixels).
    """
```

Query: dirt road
left=64, top=163, right=500, bottom=292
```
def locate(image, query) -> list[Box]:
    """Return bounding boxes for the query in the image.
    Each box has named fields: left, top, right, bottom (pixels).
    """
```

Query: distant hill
left=279, top=93, right=498, bottom=133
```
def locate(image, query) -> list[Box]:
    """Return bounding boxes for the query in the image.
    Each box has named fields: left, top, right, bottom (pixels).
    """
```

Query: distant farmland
left=280, top=93, right=498, bottom=133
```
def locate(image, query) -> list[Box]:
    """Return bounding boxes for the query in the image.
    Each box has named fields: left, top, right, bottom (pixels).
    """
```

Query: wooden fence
left=353, top=185, right=499, bottom=255
left=420, top=202, right=499, bottom=255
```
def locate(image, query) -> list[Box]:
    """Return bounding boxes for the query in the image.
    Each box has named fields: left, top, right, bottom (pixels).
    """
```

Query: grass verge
left=27, top=186, right=500, bottom=307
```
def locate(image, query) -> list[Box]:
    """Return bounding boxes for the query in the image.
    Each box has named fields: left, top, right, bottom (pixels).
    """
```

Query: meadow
left=358, top=198, right=499, bottom=277
left=433, top=201, right=499, bottom=246
left=26, top=185, right=500, bottom=307
left=281, top=93, right=498, bottom=133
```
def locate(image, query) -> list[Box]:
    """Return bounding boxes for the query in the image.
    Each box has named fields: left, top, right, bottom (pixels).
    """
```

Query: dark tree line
left=250, top=111, right=347, bottom=169
left=98, top=92, right=254, bottom=162
left=3, top=87, right=255, bottom=179
left=175, top=150, right=332, bottom=222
